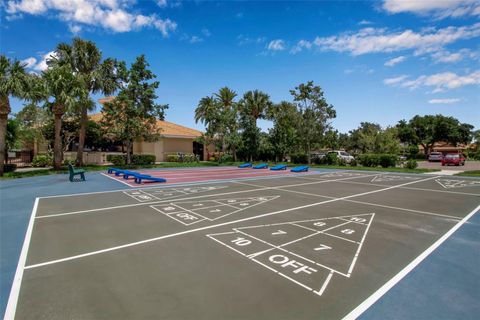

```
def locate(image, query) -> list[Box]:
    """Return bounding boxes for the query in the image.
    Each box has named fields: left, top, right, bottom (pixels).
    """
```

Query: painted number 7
left=314, top=244, right=332, bottom=251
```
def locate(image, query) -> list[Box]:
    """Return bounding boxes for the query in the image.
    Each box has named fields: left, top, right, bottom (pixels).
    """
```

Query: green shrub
left=32, top=154, right=53, bottom=167
left=4, top=163, right=17, bottom=173
left=208, top=157, right=216, bottom=162
left=106, top=154, right=126, bottom=166
left=291, top=153, right=308, bottom=164
left=324, top=153, right=338, bottom=165
left=220, top=154, right=233, bottom=163
left=349, top=158, right=358, bottom=167
left=166, top=154, right=179, bottom=162
left=378, top=154, right=398, bottom=168
left=404, top=159, right=418, bottom=169
left=63, top=159, right=75, bottom=166
left=131, top=154, right=156, bottom=165
left=357, top=154, right=379, bottom=167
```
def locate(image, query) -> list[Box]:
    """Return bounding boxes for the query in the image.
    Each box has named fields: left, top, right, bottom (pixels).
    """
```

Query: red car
left=441, top=153, right=466, bottom=166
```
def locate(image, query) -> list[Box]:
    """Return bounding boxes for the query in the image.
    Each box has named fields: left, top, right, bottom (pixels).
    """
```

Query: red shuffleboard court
left=103, top=166, right=314, bottom=187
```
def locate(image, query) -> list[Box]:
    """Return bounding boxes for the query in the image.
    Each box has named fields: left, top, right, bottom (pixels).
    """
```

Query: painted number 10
left=231, top=237, right=251, bottom=246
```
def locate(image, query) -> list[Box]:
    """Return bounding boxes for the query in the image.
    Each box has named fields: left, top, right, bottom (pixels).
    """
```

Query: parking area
left=4, top=170, right=480, bottom=319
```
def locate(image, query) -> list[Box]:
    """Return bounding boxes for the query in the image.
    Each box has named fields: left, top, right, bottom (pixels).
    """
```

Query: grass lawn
left=455, top=170, right=480, bottom=177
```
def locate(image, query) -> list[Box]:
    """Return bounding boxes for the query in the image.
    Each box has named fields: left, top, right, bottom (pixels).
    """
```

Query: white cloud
left=156, top=0, right=167, bottom=8
left=384, top=75, right=408, bottom=85
left=290, top=40, right=312, bottom=54
left=189, top=36, right=203, bottom=43
left=201, top=28, right=211, bottom=37
left=430, top=49, right=479, bottom=63
left=384, top=55, right=406, bottom=66
left=68, top=24, right=82, bottom=34
left=267, top=39, right=285, bottom=51
left=313, top=23, right=480, bottom=56
left=428, top=98, right=461, bottom=104
left=6, top=0, right=177, bottom=35
left=384, top=70, right=480, bottom=92
left=358, top=20, right=373, bottom=25
left=382, top=0, right=480, bottom=19
left=237, top=35, right=267, bottom=46
left=22, top=51, right=57, bottom=72
left=21, top=57, right=37, bottom=68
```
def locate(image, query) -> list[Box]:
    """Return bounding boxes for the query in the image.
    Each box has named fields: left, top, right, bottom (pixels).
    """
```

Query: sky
left=1, top=0, right=479, bottom=133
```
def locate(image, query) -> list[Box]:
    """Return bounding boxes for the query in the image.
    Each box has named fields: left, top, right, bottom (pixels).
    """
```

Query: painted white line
left=101, top=172, right=133, bottom=187
left=342, top=204, right=480, bottom=320
left=24, top=176, right=438, bottom=269
left=270, top=185, right=461, bottom=221
left=3, top=198, right=39, bottom=320
left=315, top=271, right=334, bottom=296
left=35, top=174, right=375, bottom=219
left=347, top=213, right=375, bottom=275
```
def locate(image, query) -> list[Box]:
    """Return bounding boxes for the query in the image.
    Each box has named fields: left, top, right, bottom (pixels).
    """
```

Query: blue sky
left=1, top=0, right=479, bottom=133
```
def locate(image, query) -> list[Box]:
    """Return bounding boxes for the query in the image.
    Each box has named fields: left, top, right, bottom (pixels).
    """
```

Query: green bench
left=68, top=164, right=86, bottom=182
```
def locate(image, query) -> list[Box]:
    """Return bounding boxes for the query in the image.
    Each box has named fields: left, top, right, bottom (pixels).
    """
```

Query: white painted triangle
left=207, top=212, right=375, bottom=297
left=371, top=175, right=421, bottom=182
left=435, top=179, right=480, bottom=189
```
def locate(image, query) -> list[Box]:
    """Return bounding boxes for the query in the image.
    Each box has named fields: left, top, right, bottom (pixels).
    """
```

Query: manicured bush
left=357, top=154, right=379, bottom=167
left=404, top=159, right=418, bottom=169
left=166, top=154, right=179, bottom=162
left=131, top=154, right=156, bottom=165
left=63, top=159, right=75, bottom=166
left=32, top=154, right=53, bottom=167
left=378, top=154, right=398, bottom=168
left=291, top=153, right=308, bottom=164
left=220, top=154, right=233, bottom=163
left=324, top=153, right=338, bottom=165
left=106, top=154, right=126, bottom=166
left=349, top=158, right=358, bottom=167
left=4, top=163, right=17, bottom=173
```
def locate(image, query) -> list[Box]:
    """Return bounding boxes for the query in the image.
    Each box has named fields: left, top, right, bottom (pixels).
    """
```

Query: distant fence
left=7, top=149, right=34, bottom=167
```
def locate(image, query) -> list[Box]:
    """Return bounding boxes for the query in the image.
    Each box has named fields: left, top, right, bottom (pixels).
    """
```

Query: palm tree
left=50, top=38, right=118, bottom=166
left=0, top=55, right=29, bottom=176
left=238, top=90, right=272, bottom=161
left=214, top=87, right=238, bottom=158
left=42, top=65, right=81, bottom=170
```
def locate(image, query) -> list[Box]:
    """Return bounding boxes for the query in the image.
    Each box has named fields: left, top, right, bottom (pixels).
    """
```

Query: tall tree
left=195, top=96, right=221, bottom=152
left=0, top=55, right=29, bottom=175
left=267, top=101, right=299, bottom=162
left=41, top=66, right=81, bottom=169
left=290, top=81, right=336, bottom=163
left=101, top=55, right=167, bottom=164
left=397, top=115, right=473, bottom=156
left=50, top=38, right=119, bottom=166
left=238, top=90, right=272, bottom=161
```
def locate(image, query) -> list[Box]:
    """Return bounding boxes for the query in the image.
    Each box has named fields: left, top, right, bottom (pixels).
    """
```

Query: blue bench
left=122, top=171, right=148, bottom=179
left=134, top=174, right=167, bottom=184
left=238, top=163, right=252, bottom=168
left=270, top=164, right=287, bottom=171
left=291, top=166, right=309, bottom=172
left=107, top=167, right=124, bottom=174
left=253, top=163, right=268, bottom=169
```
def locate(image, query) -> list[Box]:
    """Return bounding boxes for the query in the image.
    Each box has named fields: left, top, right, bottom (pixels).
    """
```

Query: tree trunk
left=53, top=112, right=63, bottom=170
left=0, top=96, right=11, bottom=176
left=76, top=107, right=88, bottom=166
left=126, top=140, right=132, bottom=165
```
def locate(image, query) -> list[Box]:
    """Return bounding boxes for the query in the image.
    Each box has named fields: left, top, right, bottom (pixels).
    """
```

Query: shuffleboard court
left=5, top=170, right=480, bottom=319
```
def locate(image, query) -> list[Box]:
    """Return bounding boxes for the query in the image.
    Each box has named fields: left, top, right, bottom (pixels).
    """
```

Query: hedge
left=32, top=154, right=52, bottom=167
left=358, top=154, right=398, bottom=168
left=106, top=154, right=156, bottom=166
left=291, top=153, right=308, bottom=164
left=165, top=153, right=199, bottom=163
left=4, top=163, right=17, bottom=173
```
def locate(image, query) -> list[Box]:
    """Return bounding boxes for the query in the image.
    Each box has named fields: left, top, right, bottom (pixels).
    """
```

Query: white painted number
left=272, top=230, right=287, bottom=236
left=314, top=221, right=326, bottom=227
left=350, top=217, right=366, bottom=223
left=341, top=229, right=355, bottom=234
left=231, top=237, right=251, bottom=246
left=314, top=244, right=332, bottom=251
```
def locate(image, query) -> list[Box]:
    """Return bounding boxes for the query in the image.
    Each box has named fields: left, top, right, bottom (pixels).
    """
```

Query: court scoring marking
left=371, top=174, right=421, bottom=182
left=435, top=178, right=480, bottom=189
left=151, top=196, right=279, bottom=225
left=207, top=213, right=374, bottom=296
left=123, top=185, right=228, bottom=202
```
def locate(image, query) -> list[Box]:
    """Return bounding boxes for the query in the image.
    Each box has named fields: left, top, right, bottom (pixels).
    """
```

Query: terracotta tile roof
left=94, top=97, right=203, bottom=138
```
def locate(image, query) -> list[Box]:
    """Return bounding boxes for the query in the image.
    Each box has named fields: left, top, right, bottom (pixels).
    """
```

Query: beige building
left=95, top=97, right=208, bottom=162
